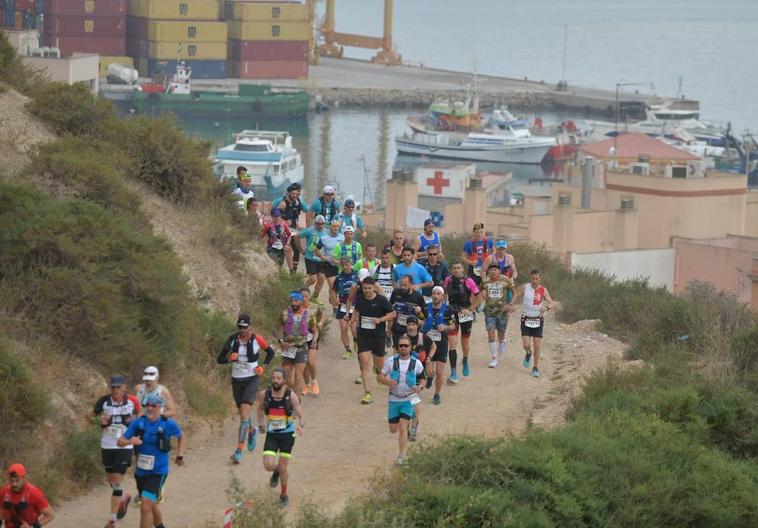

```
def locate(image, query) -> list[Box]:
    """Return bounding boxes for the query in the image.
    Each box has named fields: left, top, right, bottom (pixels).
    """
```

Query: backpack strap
left=283, top=388, right=293, bottom=416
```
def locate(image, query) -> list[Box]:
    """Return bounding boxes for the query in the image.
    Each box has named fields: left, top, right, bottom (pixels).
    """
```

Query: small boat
left=213, top=130, right=304, bottom=200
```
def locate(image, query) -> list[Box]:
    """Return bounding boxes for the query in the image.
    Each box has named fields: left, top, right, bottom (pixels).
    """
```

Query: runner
left=509, top=268, right=555, bottom=378
left=384, top=229, right=407, bottom=265
left=330, top=255, right=359, bottom=359
left=231, top=167, right=254, bottom=209
left=274, top=291, right=319, bottom=398
left=134, top=366, right=176, bottom=418
left=276, top=184, right=307, bottom=275
left=260, top=208, right=293, bottom=270
left=118, top=394, right=185, bottom=528
left=336, top=199, right=367, bottom=238
left=352, top=277, right=395, bottom=404
left=419, top=244, right=449, bottom=305
left=482, top=238, right=518, bottom=287
left=255, top=368, right=305, bottom=508
left=393, top=246, right=433, bottom=291
left=421, top=286, right=453, bottom=405
left=443, top=262, right=482, bottom=382
left=416, top=218, right=444, bottom=259
left=483, top=264, right=515, bottom=368
left=379, top=334, right=424, bottom=465
left=403, top=316, right=435, bottom=439
left=353, top=242, right=379, bottom=273
left=217, top=314, right=276, bottom=464
left=330, top=225, right=362, bottom=267
left=308, top=185, right=340, bottom=225
left=300, top=287, right=326, bottom=397
left=389, top=274, right=425, bottom=346
left=314, top=219, right=345, bottom=290
left=459, top=223, right=493, bottom=287
left=93, top=374, right=141, bottom=528
left=373, top=248, right=397, bottom=299
left=301, top=214, right=328, bottom=295
left=245, top=196, right=266, bottom=227
left=1, top=464, right=55, bottom=528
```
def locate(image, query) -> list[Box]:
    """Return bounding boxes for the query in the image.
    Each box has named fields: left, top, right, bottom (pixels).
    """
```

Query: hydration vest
left=133, top=416, right=172, bottom=453
left=318, top=196, right=338, bottom=223
left=266, top=223, right=288, bottom=247
left=341, top=242, right=359, bottom=264
left=424, top=262, right=445, bottom=286
left=263, top=387, right=293, bottom=417
left=281, top=197, right=304, bottom=228
left=284, top=308, right=309, bottom=336
left=390, top=355, right=417, bottom=388
left=225, top=333, right=262, bottom=363
left=446, top=277, right=471, bottom=308
left=423, top=303, right=447, bottom=333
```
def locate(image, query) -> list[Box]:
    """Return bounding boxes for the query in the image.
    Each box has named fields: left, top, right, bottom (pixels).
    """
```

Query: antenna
left=561, top=24, right=568, bottom=84
left=358, top=155, right=373, bottom=206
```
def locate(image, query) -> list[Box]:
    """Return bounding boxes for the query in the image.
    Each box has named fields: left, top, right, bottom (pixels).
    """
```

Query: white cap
left=313, top=214, right=326, bottom=223
left=358, top=268, right=370, bottom=281
left=143, top=366, right=159, bottom=381
left=343, top=225, right=355, bottom=233
left=432, top=286, right=445, bottom=295
left=323, top=185, right=335, bottom=194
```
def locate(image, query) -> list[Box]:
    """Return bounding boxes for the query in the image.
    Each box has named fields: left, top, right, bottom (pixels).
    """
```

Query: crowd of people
left=1, top=176, right=555, bottom=527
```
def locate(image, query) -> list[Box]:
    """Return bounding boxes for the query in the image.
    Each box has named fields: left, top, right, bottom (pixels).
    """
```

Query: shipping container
left=135, top=55, right=148, bottom=75
left=45, top=34, right=126, bottom=55
left=44, top=14, right=125, bottom=36
left=228, top=39, right=306, bottom=61
left=126, top=14, right=147, bottom=37
left=229, top=20, right=309, bottom=41
left=230, top=59, right=307, bottom=79
left=148, top=40, right=226, bottom=60
left=125, top=35, right=148, bottom=56
left=129, top=0, right=220, bottom=20
left=147, top=58, right=225, bottom=79
left=44, top=0, right=126, bottom=16
left=148, top=20, right=226, bottom=42
left=15, top=0, right=33, bottom=13
left=231, top=2, right=308, bottom=22
left=99, top=54, right=133, bottom=76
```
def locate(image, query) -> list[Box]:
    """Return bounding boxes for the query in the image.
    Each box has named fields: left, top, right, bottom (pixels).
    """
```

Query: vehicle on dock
left=213, top=130, right=304, bottom=200
left=128, top=61, right=310, bottom=117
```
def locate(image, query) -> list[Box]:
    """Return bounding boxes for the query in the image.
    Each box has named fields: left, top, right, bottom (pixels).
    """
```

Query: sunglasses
left=325, top=193, right=334, bottom=196
left=145, top=403, right=161, bottom=408
left=397, top=344, right=411, bottom=348
left=427, top=252, right=438, bottom=256
left=345, top=205, right=355, bottom=208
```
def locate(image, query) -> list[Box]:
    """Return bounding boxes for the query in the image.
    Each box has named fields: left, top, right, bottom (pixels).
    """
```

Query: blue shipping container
left=147, top=59, right=226, bottom=80
left=35, top=0, right=43, bottom=14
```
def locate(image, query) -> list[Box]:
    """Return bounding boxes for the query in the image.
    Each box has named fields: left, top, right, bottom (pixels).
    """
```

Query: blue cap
left=145, top=394, right=165, bottom=406
left=496, top=239, right=508, bottom=248
left=344, top=198, right=355, bottom=207
left=109, top=374, right=126, bottom=387
left=271, top=208, right=282, bottom=217
left=424, top=218, right=434, bottom=226
left=290, top=291, right=304, bottom=301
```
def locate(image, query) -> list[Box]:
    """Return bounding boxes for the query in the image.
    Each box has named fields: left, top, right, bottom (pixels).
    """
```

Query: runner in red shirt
left=0, top=463, right=55, bottom=528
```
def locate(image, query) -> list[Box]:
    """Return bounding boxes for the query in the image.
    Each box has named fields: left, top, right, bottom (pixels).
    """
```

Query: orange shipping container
left=231, top=59, right=307, bottom=79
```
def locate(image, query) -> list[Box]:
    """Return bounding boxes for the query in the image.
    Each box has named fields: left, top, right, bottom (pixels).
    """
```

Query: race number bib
left=488, top=286, right=504, bottom=299
left=457, top=312, right=474, bottom=323
left=282, top=347, right=299, bottom=359
left=104, top=425, right=125, bottom=440
left=397, top=314, right=408, bottom=326
left=409, top=393, right=421, bottom=406
left=268, top=417, right=286, bottom=431
left=290, top=228, right=299, bottom=236
left=137, top=454, right=155, bottom=471
left=473, top=266, right=482, bottom=276
left=381, top=285, right=393, bottom=297
left=427, top=330, right=442, bottom=341
left=233, top=360, right=254, bottom=374
left=360, top=316, right=376, bottom=330
left=306, top=332, right=314, bottom=342
left=423, top=296, right=432, bottom=304
left=524, top=317, right=542, bottom=329
left=272, top=240, right=284, bottom=250
left=339, top=303, right=347, bottom=313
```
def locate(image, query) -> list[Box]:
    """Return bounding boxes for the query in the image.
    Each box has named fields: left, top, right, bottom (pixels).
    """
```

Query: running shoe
left=157, top=488, right=165, bottom=504
left=462, top=359, right=470, bottom=377
left=447, top=373, right=459, bottom=385
left=247, top=426, right=257, bottom=452
left=532, top=367, right=541, bottom=378
left=394, top=456, right=406, bottom=466
left=302, top=384, right=311, bottom=396
left=279, top=495, right=289, bottom=507
left=342, top=348, right=353, bottom=360
left=311, top=380, right=320, bottom=396
left=425, top=377, right=433, bottom=389
left=116, top=493, right=131, bottom=520
left=408, top=424, right=418, bottom=441
left=231, top=448, right=243, bottom=464
left=488, top=358, right=498, bottom=368
left=522, top=353, right=532, bottom=368
left=270, top=469, right=280, bottom=488
left=361, top=392, right=374, bottom=404
left=354, top=377, right=362, bottom=385
left=104, top=520, right=116, bottom=528
left=433, top=394, right=442, bottom=405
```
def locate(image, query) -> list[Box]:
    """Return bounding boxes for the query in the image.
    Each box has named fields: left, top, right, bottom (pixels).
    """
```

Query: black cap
left=344, top=198, right=355, bottom=206
left=286, top=183, right=302, bottom=192
left=109, top=374, right=126, bottom=387
left=406, top=315, right=418, bottom=325
left=237, top=314, right=251, bottom=327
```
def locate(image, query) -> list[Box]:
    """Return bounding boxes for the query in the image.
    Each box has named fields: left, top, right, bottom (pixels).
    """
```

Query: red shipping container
left=126, top=15, right=148, bottom=39
left=44, top=14, right=126, bottom=36
left=44, top=0, right=127, bottom=16
left=125, top=36, right=149, bottom=57
left=16, top=0, right=36, bottom=13
left=228, top=39, right=307, bottom=61
left=46, top=34, right=126, bottom=55
left=231, top=60, right=308, bottom=79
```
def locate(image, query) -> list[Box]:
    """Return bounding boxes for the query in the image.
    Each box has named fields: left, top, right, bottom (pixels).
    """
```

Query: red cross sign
left=426, top=170, right=450, bottom=195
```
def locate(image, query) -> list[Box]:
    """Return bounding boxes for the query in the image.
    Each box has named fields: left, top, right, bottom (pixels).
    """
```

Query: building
left=577, top=132, right=700, bottom=167
left=23, top=53, right=100, bottom=93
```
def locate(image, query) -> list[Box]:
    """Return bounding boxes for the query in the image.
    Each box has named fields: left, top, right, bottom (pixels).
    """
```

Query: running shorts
left=485, top=313, right=508, bottom=332
left=263, top=431, right=296, bottom=459
left=431, top=341, right=448, bottom=363
left=231, top=375, right=260, bottom=407
left=282, top=346, right=308, bottom=365
left=357, top=334, right=387, bottom=357
left=102, top=448, right=132, bottom=474
left=322, top=262, right=338, bottom=278
left=136, top=473, right=167, bottom=503
left=305, top=258, right=320, bottom=275
left=448, top=313, right=473, bottom=338
left=266, top=247, right=285, bottom=266
left=388, top=400, right=414, bottom=423
left=520, top=315, right=544, bottom=338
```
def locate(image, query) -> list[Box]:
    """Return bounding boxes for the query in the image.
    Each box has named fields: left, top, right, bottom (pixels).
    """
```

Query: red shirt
left=1, top=482, right=50, bottom=528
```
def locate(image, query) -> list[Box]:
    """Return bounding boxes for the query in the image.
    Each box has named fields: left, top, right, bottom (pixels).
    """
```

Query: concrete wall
left=571, top=248, right=676, bottom=290
left=746, top=191, right=758, bottom=237
left=23, top=54, right=100, bottom=93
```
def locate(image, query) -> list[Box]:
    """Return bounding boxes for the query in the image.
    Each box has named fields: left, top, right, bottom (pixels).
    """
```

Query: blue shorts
left=388, top=400, right=414, bottom=423
left=485, top=314, right=508, bottom=332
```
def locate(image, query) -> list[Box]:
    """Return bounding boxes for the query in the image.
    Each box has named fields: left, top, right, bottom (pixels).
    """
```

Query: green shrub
left=731, top=323, right=758, bottom=373
left=0, top=31, right=47, bottom=94
left=27, top=82, right=118, bottom=136
left=52, top=427, right=102, bottom=488
left=242, top=270, right=306, bottom=336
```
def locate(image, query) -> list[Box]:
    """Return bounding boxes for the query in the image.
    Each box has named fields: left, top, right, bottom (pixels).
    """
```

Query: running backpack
left=281, top=197, right=304, bottom=227
left=423, top=303, right=447, bottom=333
left=446, top=277, right=470, bottom=308
left=133, top=416, right=172, bottom=453
left=318, top=197, right=338, bottom=223
left=340, top=242, right=359, bottom=264
left=263, top=388, right=293, bottom=417
left=391, top=355, right=417, bottom=387
left=284, top=309, right=309, bottom=336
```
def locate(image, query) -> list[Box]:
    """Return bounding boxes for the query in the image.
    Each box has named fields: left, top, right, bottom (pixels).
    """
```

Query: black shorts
left=431, top=340, right=448, bottom=363
left=231, top=375, right=260, bottom=407
left=357, top=334, right=387, bottom=357
left=323, top=262, right=338, bottom=278
left=266, top=247, right=285, bottom=266
left=305, top=258, right=321, bottom=275
left=281, top=346, right=308, bottom=365
left=263, top=431, right=296, bottom=458
left=449, top=313, right=473, bottom=338
left=307, top=336, right=320, bottom=350
left=521, top=315, right=545, bottom=338
left=102, top=448, right=132, bottom=474
left=136, top=473, right=167, bottom=502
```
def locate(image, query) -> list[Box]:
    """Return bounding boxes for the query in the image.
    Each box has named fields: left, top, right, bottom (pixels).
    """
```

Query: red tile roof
left=579, top=133, right=700, bottom=161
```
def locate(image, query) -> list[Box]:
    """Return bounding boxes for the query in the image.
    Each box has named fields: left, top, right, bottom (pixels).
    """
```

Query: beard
left=272, top=382, right=284, bottom=391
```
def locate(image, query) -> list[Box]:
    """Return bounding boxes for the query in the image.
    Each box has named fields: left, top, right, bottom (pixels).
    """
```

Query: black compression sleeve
left=217, top=335, right=233, bottom=364
left=263, top=347, right=275, bottom=366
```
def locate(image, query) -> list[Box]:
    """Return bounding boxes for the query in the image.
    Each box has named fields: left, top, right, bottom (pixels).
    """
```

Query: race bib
left=457, top=312, right=474, bottom=323
left=524, top=317, right=541, bottom=329
left=104, top=424, right=125, bottom=439
left=423, top=296, right=432, bottom=304
left=291, top=228, right=299, bottom=236
left=382, top=285, right=393, bottom=297
left=137, top=454, right=155, bottom=471
left=268, top=417, right=286, bottom=431
left=282, top=347, right=299, bottom=359
left=339, top=303, right=347, bottom=313
left=360, top=316, right=376, bottom=330
left=397, top=314, right=407, bottom=326
left=272, top=240, right=284, bottom=250
left=427, top=330, right=442, bottom=341
left=409, top=393, right=421, bottom=406
left=488, top=286, right=504, bottom=299
left=233, top=360, right=255, bottom=373
left=306, top=332, right=314, bottom=342
left=473, top=266, right=482, bottom=276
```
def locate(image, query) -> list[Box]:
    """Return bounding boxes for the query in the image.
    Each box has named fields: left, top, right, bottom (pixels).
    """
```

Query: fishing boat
left=129, top=61, right=309, bottom=117
left=213, top=130, right=304, bottom=199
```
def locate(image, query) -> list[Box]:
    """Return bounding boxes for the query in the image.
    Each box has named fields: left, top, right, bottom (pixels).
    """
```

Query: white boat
left=213, top=130, right=304, bottom=199
left=395, top=129, right=555, bottom=164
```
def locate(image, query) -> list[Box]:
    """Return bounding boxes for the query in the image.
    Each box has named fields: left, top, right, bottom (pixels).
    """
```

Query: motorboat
left=213, top=130, right=304, bottom=199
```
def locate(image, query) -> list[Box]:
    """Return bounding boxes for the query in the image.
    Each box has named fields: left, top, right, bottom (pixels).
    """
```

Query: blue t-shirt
left=463, top=238, right=494, bottom=267
left=418, top=232, right=441, bottom=253
left=332, top=271, right=358, bottom=301
left=317, top=232, right=345, bottom=260
left=310, top=197, right=341, bottom=224
left=337, top=212, right=365, bottom=233
left=393, top=262, right=433, bottom=285
left=302, top=226, right=327, bottom=261
left=123, top=416, right=182, bottom=476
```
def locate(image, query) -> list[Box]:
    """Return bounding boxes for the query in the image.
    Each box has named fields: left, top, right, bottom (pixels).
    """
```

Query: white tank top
left=136, top=384, right=166, bottom=413
left=522, top=283, right=546, bottom=317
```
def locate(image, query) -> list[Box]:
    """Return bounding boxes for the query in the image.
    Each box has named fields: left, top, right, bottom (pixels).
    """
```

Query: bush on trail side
left=27, top=81, right=118, bottom=137
left=0, top=31, right=47, bottom=94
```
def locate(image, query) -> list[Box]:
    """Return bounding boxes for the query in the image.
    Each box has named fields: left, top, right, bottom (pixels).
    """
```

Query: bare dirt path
left=56, top=301, right=625, bottom=527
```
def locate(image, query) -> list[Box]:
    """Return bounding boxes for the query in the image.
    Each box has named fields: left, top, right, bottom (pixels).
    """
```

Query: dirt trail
left=57, top=297, right=625, bottom=527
